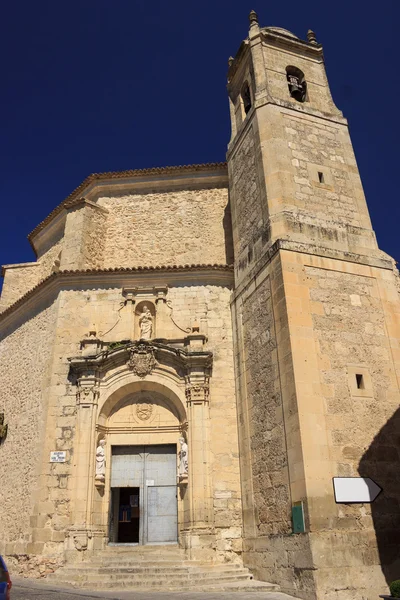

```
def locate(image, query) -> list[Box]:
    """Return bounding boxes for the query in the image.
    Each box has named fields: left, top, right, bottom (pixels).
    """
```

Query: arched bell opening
left=286, top=65, right=308, bottom=102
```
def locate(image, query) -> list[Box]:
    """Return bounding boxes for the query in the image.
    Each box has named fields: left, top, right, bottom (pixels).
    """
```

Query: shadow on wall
left=358, top=406, right=400, bottom=585
left=223, top=202, right=234, bottom=265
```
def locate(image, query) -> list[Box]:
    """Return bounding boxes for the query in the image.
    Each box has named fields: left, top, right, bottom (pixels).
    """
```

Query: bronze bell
left=288, top=75, right=306, bottom=102
left=288, top=75, right=301, bottom=92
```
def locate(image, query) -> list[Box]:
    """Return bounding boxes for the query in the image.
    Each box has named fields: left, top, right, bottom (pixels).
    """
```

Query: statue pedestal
left=94, top=476, right=105, bottom=489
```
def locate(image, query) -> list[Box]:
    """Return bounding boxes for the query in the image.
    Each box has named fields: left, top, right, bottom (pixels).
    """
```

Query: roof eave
left=28, top=162, right=228, bottom=253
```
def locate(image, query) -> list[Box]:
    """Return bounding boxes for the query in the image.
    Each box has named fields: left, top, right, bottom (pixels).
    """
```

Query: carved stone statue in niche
left=95, top=439, right=106, bottom=482
left=139, top=305, right=153, bottom=340
left=178, top=437, right=189, bottom=480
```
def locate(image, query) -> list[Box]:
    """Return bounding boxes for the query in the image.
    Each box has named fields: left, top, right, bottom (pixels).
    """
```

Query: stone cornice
left=64, top=197, right=109, bottom=214
left=1, top=261, right=39, bottom=278
left=0, top=264, right=234, bottom=331
left=227, top=98, right=346, bottom=159
left=227, top=27, right=322, bottom=84
left=69, top=339, right=213, bottom=379
left=231, top=238, right=395, bottom=303
left=260, top=28, right=323, bottom=59
left=28, top=162, right=228, bottom=252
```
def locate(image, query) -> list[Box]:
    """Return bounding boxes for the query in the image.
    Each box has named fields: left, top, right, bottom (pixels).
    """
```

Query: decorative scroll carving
left=98, top=301, right=125, bottom=338
left=73, top=531, right=88, bottom=551
left=179, top=421, right=189, bottom=434
left=76, top=384, right=99, bottom=406
left=185, top=383, right=210, bottom=403
left=127, top=343, right=157, bottom=378
left=166, top=300, right=191, bottom=334
left=69, top=341, right=212, bottom=407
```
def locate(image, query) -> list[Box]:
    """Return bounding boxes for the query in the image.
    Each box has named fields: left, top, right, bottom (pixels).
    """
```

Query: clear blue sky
left=0, top=0, right=398, bottom=280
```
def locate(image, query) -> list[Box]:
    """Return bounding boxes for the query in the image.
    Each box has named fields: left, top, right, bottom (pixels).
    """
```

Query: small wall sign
left=50, top=451, right=66, bottom=463
left=333, top=477, right=382, bottom=503
left=292, top=501, right=305, bottom=533
left=146, top=479, right=155, bottom=486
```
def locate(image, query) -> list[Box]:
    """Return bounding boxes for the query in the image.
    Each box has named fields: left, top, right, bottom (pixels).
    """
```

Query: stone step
left=61, top=571, right=251, bottom=583
left=181, top=582, right=280, bottom=593
left=50, top=575, right=278, bottom=593
left=54, top=563, right=246, bottom=574
left=48, top=547, right=280, bottom=594
left=101, top=544, right=185, bottom=556
left=51, top=568, right=252, bottom=582
left=70, top=558, right=192, bottom=564
left=51, top=584, right=278, bottom=594
left=66, top=567, right=250, bottom=579
left=91, top=554, right=186, bottom=562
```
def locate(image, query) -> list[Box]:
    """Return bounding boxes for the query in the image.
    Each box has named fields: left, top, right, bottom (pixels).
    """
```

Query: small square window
left=355, top=374, right=364, bottom=389
left=348, top=366, right=373, bottom=397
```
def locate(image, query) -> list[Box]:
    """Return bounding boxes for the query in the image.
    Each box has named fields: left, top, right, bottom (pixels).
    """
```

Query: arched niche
left=108, top=390, right=180, bottom=430
left=98, top=377, right=187, bottom=429
left=135, top=301, right=156, bottom=340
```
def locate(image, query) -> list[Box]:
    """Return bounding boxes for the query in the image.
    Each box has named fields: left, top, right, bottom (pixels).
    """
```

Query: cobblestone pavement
left=11, top=577, right=296, bottom=600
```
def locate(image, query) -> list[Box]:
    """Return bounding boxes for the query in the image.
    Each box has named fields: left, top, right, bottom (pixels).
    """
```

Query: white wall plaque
left=50, top=451, right=66, bottom=463
left=146, top=479, right=155, bottom=486
left=333, top=477, right=382, bottom=503
left=215, top=491, right=232, bottom=499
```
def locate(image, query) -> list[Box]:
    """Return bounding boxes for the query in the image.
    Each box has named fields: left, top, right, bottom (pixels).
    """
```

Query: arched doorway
left=104, top=390, right=182, bottom=545
left=68, top=340, right=212, bottom=558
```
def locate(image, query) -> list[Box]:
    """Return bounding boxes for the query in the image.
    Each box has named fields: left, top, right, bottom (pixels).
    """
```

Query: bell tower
left=227, top=11, right=379, bottom=284
left=229, top=11, right=400, bottom=600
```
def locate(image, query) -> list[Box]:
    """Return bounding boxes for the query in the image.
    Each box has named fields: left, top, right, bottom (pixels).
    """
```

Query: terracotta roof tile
left=0, top=263, right=233, bottom=322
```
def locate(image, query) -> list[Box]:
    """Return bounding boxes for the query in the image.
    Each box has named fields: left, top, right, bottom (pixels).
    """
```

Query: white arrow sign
left=333, top=477, right=382, bottom=503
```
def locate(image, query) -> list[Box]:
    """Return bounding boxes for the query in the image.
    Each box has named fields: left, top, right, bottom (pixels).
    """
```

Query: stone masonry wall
left=0, top=266, right=41, bottom=310
left=262, top=44, right=339, bottom=115
left=235, top=255, right=316, bottom=599
left=228, top=125, right=262, bottom=257
left=241, top=273, right=290, bottom=536
left=1, top=240, right=62, bottom=311
left=277, top=110, right=376, bottom=256
left=98, top=187, right=231, bottom=268
left=1, top=184, right=232, bottom=311
left=284, top=114, right=363, bottom=226
left=306, top=264, right=400, bottom=599
left=81, top=205, right=107, bottom=269
left=0, top=300, right=57, bottom=556
left=24, top=279, right=241, bottom=562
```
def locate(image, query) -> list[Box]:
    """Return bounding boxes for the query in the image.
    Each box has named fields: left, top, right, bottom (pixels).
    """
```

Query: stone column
left=155, top=291, right=168, bottom=338
left=185, top=383, right=212, bottom=529
left=181, top=334, right=214, bottom=558
left=121, top=289, right=136, bottom=339
left=67, top=373, right=101, bottom=560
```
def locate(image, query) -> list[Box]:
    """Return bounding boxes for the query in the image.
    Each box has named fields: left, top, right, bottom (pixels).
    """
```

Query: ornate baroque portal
left=67, top=336, right=212, bottom=556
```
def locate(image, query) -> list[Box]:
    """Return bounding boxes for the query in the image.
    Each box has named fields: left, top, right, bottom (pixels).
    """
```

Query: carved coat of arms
left=127, top=343, right=157, bottom=378
left=135, top=402, right=154, bottom=421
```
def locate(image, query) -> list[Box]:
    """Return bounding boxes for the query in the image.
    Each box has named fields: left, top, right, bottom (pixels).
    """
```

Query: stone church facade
left=0, top=12, right=399, bottom=600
